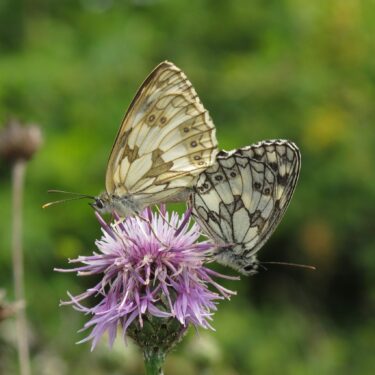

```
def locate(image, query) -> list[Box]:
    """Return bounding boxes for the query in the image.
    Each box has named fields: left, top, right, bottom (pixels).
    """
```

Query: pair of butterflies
left=48, top=61, right=301, bottom=276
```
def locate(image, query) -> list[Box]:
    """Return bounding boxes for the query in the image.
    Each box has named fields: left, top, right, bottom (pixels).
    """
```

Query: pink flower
left=57, top=206, right=237, bottom=350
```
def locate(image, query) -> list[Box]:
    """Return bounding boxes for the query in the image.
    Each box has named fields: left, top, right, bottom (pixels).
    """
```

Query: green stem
left=143, top=348, right=165, bottom=375
left=12, top=159, right=31, bottom=375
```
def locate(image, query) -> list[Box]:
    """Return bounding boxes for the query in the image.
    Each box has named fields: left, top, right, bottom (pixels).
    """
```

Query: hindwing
left=191, top=139, right=301, bottom=274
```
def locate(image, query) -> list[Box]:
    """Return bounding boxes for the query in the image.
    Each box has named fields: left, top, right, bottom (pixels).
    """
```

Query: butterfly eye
left=95, top=199, right=104, bottom=209
left=243, top=265, right=253, bottom=272
left=243, top=264, right=258, bottom=275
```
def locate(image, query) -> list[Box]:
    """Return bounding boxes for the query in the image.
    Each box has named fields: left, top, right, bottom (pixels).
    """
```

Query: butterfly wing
left=191, top=140, right=301, bottom=274
left=105, top=61, right=218, bottom=205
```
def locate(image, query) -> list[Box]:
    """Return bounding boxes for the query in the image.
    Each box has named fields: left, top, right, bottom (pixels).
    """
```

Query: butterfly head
left=215, top=245, right=260, bottom=276
left=240, top=260, right=260, bottom=276
left=91, top=192, right=141, bottom=217
left=91, top=192, right=111, bottom=214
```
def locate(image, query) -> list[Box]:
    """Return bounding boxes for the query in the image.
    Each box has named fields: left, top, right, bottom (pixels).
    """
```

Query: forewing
left=105, top=61, right=218, bottom=200
left=192, top=140, right=301, bottom=259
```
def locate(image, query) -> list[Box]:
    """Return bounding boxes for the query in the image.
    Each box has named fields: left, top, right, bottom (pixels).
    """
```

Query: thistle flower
left=56, top=206, right=237, bottom=360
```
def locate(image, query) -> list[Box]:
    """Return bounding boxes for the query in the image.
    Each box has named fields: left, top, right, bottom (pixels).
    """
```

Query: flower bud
left=127, top=313, right=188, bottom=355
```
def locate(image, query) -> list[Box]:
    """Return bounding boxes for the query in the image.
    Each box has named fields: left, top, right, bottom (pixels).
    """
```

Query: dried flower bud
left=0, top=119, right=42, bottom=162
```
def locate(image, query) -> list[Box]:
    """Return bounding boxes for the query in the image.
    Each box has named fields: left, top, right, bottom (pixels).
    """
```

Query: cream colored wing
left=191, top=140, right=301, bottom=274
left=105, top=61, right=218, bottom=202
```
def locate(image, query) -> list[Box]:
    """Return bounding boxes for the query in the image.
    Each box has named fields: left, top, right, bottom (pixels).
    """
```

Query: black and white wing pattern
left=191, top=140, right=301, bottom=275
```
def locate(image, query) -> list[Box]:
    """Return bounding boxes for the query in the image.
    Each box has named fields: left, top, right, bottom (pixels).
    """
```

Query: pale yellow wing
left=105, top=61, right=218, bottom=200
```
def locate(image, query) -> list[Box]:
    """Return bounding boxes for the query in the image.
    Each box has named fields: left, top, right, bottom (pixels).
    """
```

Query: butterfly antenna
left=43, top=190, right=95, bottom=209
left=47, top=189, right=95, bottom=199
left=42, top=195, right=93, bottom=209
left=261, top=261, right=316, bottom=271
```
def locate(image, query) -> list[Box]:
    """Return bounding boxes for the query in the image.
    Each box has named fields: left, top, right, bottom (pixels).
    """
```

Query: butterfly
left=191, top=139, right=301, bottom=275
left=44, top=61, right=218, bottom=216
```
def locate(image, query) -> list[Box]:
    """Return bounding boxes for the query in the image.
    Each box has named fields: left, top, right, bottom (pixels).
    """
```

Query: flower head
left=57, top=206, right=237, bottom=350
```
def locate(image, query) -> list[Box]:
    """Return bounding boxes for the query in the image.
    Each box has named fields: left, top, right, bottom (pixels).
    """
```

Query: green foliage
left=0, top=0, right=374, bottom=373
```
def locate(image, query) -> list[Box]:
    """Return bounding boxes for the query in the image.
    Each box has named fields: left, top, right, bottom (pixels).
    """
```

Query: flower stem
left=143, top=348, right=165, bottom=375
left=12, top=159, right=31, bottom=375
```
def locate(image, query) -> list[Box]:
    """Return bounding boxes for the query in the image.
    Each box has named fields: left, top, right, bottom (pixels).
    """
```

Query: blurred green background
left=0, top=0, right=374, bottom=374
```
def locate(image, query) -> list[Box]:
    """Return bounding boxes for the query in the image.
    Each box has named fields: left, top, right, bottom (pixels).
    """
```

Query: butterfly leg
left=153, top=189, right=193, bottom=229
left=137, top=214, right=170, bottom=248
left=154, top=205, right=178, bottom=230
